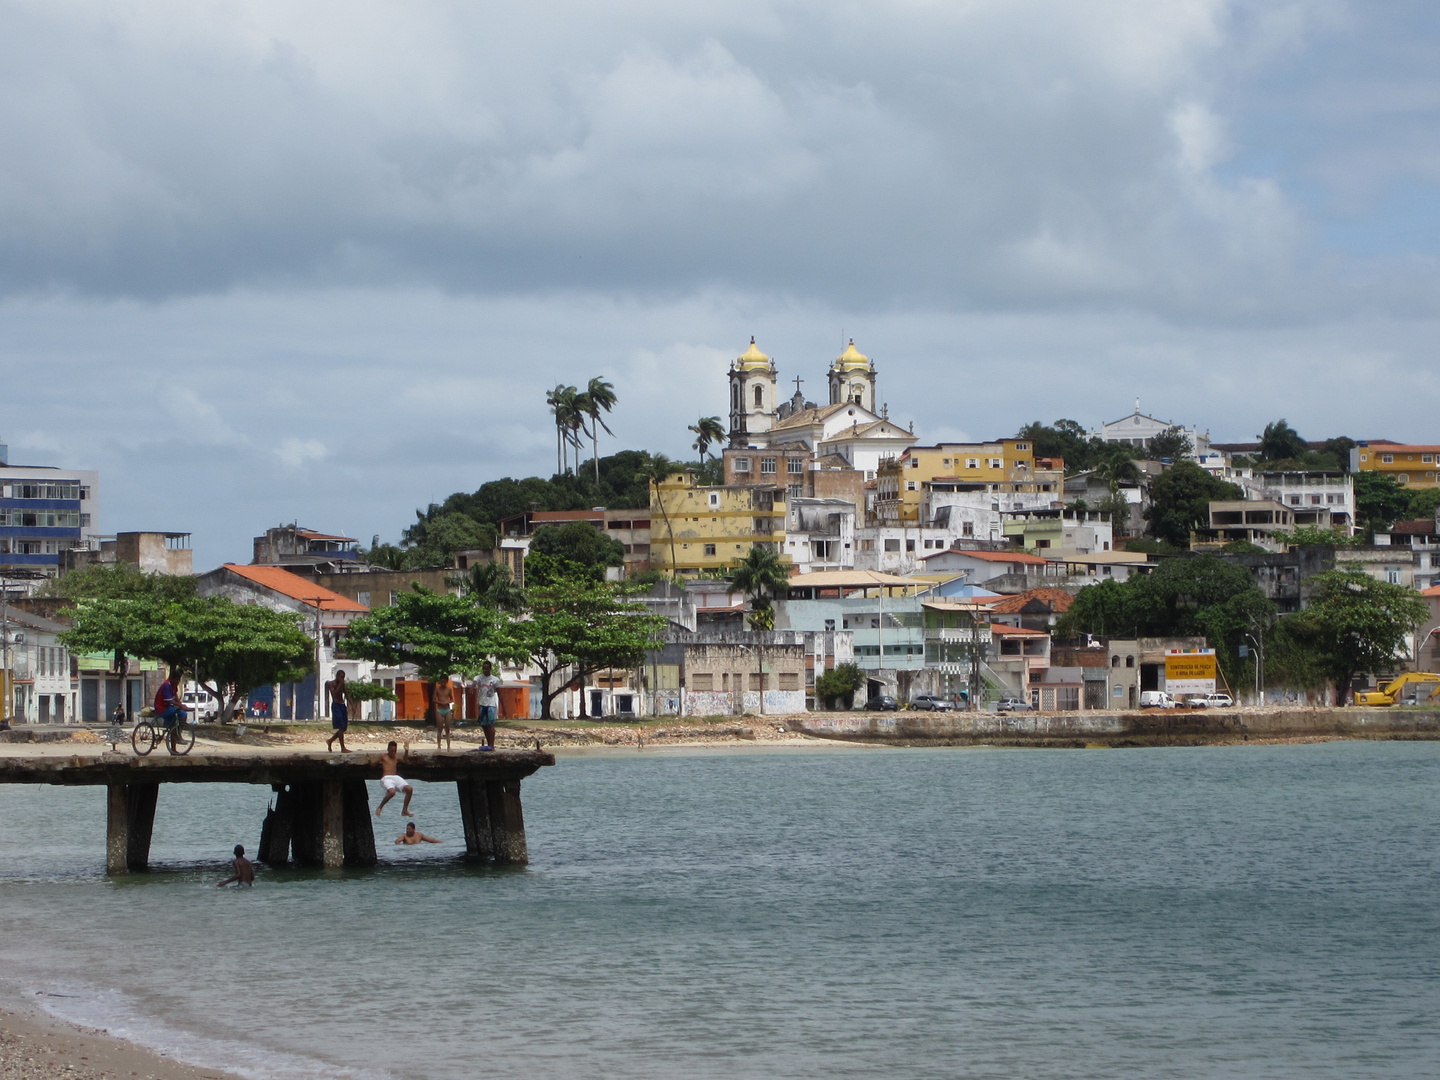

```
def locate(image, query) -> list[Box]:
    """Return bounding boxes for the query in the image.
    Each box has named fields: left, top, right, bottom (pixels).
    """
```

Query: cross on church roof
left=793, top=376, right=804, bottom=393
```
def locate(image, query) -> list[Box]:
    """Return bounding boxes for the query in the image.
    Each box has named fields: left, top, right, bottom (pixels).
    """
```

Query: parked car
left=181, top=688, right=222, bottom=721
left=865, top=694, right=898, bottom=711
left=1184, top=693, right=1235, bottom=708
left=1138, top=691, right=1177, bottom=709
left=910, top=694, right=958, bottom=711
left=996, top=697, right=1034, bottom=712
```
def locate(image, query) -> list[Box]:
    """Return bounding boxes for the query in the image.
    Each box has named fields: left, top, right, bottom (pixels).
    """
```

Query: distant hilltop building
left=1091, top=402, right=1209, bottom=459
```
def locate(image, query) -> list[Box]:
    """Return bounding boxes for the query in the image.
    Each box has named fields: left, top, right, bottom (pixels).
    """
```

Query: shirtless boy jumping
left=375, top=740, right=414, bottom=817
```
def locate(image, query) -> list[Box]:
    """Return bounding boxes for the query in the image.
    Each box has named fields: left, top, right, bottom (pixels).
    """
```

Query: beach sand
left=0, top=1005, right=241, bottom=1080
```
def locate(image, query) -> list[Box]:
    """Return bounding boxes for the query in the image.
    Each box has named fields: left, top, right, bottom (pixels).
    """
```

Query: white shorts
left=381, top=774, right=409, bottom=792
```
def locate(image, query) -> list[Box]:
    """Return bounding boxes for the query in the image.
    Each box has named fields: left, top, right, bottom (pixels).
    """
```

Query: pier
left=0, top=748, right=555, bottom=873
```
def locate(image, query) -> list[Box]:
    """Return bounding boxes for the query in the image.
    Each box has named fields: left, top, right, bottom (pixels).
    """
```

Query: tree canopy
left=1145, top=426, right=1193, bottom=462
left=1354, top=471, right=1413, bottom=536
left=727, top=546, right=791, bottom=631
left=1144, top=461, right=1243, bottom=546
left=527, top=521, right=625, bottom=586
left=1282, top=569, right=1427, bottom=704
left=341, top=587, right=522, bottom=683
left=39, top=564, right=196, bottom=603
left=60, top=596, right=314, bottom=721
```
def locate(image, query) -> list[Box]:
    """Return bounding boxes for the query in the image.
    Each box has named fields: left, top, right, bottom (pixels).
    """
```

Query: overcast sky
left=1, top=0, right=1437, bottom=567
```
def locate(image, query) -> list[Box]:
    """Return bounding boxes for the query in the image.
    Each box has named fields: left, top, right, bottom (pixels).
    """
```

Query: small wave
left=19, top=979, right=395, bottom=1080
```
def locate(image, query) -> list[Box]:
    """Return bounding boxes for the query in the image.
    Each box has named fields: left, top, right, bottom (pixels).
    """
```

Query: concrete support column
left=342, top=779, right=377, bottom=867
left=106, top=782, right=158, bottom=874
left=259, top=785, right=295, bottom=865
left=486, top=779, right=529, bottom=865
left=457, top=777, right=495, bottom=860
left=320, top=781, right=344, bottom=869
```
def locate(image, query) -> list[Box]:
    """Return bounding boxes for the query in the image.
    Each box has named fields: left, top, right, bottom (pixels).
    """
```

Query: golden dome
left=834, top=339, right=871, bottom=371
left=737, top=336, right=771, bottom=370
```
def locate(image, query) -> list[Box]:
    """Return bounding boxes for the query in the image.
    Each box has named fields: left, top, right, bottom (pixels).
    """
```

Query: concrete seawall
left=789, top=708, right=1440, bottom=747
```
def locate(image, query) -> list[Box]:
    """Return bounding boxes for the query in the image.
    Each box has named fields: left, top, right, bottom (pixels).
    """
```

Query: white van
left=181, top=688, right=222, bottom=721
left=1138, top=690, right=1176, bottom=709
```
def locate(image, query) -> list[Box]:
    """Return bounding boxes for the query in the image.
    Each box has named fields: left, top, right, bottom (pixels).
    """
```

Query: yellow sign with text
left=1165, top=650, right=1217, bottom=696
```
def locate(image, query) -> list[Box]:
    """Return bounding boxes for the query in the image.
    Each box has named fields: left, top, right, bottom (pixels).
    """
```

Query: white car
left=1138, top=691, right=1176, bottom=708
left=181, top=689, right=222, bottom=721
left=1184, top=693, right=1234, bottom=708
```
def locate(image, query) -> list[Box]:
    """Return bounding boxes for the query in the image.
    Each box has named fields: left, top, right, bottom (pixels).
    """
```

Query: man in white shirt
left=474, top=660, right=501, bottom=752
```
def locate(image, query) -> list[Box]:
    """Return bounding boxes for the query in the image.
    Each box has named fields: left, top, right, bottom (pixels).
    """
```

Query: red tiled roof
left=224, top=565, right=369, bottom=612
left=919, top=548, right=1051, bottom=565
left=296, top=528, right=357, bottom=542
left=1391, top=520, right=1439, bottom=535
left=986, top=587, right=1077, bottom=614
left=1423, top=584, right=1440, bottom=597
left=989, top=624, right=1049, bottom=636
left=532, top=510, right=604, bottom=522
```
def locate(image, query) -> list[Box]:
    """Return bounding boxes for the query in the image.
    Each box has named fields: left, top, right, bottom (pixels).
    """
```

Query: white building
left=1091, top=403, right=1209, bottom=459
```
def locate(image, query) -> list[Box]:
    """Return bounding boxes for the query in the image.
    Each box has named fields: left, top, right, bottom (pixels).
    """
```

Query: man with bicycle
left=154, top=668, right=189, bottom=729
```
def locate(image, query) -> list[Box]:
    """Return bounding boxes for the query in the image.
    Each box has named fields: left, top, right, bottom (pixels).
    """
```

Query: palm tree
left=640, top=453, right=681, bottom=574
left=449, top=559, right=526, bottom=613
left=727, top=545, right=791, bottom=630
left=582, top=377, right=618, bottom=485
left=546, top=385, right=583, bottom=474
left=689, top=416, right=726, bottom=464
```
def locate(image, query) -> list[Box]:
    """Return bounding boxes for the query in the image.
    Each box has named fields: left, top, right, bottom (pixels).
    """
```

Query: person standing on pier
left=325, top=669, right=351, bottom=753
left=375, top=740, right=415, bottom=817
left=433, top=676, right=455, bottom=750
left=474, top=660, right=500, bottom=752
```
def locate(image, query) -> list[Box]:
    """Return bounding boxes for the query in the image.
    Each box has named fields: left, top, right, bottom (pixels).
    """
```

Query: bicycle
left=132, top=711, right=196, bottom=756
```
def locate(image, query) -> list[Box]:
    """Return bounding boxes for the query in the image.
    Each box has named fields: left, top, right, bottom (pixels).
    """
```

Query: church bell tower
left=728, top=337, right=779, bottom=447
left=828, top=339, right=876, bottom=413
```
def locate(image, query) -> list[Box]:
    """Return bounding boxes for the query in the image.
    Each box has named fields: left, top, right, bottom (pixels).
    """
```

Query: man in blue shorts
left=153, top=668, right=188, bottom=729
left=474, top=660, right=500, bottom=751
left=325, top=669, right=351, bottom=753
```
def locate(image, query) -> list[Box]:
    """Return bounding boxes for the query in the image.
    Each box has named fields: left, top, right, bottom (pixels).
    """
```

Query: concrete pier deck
left=0, top=747, right=555, bottom=874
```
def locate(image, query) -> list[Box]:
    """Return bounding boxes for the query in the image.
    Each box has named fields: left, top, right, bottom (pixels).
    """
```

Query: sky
left=1, top=0, right=1438, bottom=567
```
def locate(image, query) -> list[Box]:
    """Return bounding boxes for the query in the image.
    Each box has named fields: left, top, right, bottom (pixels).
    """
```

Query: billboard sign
left=1164, top=649, right=1216, bottom=697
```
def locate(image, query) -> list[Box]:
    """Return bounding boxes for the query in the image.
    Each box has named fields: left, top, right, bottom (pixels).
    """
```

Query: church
left=725, top=337, right=915, bottom=480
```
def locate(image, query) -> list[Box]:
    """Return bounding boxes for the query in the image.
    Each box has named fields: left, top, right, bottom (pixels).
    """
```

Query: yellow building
left=1353, top=443, right=1440, bottom=489
left=650, top=472, right=791, bottom=576
left=873, top=440, right=1065, bottom=523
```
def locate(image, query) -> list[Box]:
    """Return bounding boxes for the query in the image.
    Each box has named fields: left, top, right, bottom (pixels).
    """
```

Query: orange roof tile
left=223, top=565, right=369, bottom=612
left=989, top=624, right=1049, bottom=636
left=986, top=587, right=1077, bottom=614
left=1423, top=584, right=1440, bottom=597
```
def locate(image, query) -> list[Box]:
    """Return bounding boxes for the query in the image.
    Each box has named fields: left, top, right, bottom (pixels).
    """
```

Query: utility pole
left=0, top=571, right=9, bottom=723
left=305, top=597, right=329, bottom=722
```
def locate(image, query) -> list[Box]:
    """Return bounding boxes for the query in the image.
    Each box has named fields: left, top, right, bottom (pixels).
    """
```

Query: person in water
left=218, top=844, right=255, bottom=887
left=395, top=823, right=442, bottom=845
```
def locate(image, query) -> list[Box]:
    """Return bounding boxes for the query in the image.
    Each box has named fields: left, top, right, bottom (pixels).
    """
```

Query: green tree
left=814, top=663, right=864, bottom=709
left=1144, top=461, right=1243, bottom=546
left=546, top=384, right=584, bottom=475
left=640, top=453, right=682, bottom=573
left=362, top=542, right=414, bottom=571
left=580, top=376, right=619, bottom=485
left=529, top=521, right=625, bottom=580
left=1145, top=426, right=1193, bottom=461
left=689, top=416, right=726, bottom=463
left=40, top=564, right=196, bottom=602
left=450, top=559, right=526, bottom=613
left=727, top=545, right=791, bottom=630
left=60, top=596, right=315, bottom=722
left=1406, top=487, right=1440, bottom=522
left=1016, top=419, right=1106, bottom=473
left=515, top=578, right=666, bottom=719
left=1257, top=419, right=1310, bottom=463
left=1353, top=471, right=1411, bottom=536
left=1320, top=436, right=1356, bottom=473
left=1290, top=569, right=1428, bottom=704
left=401, top=511, right=496, bottom=567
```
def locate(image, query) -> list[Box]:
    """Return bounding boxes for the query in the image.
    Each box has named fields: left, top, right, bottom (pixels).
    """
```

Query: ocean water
left=1, top=741, right=1438, bottom=1079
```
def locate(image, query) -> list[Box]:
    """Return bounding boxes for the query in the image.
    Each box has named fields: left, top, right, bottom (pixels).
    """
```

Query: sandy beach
left=0, top=1004, right=241, bottom=1080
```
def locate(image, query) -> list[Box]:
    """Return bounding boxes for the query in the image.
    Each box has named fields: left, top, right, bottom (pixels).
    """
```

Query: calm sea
left=1, top=741, right=1437, bottom=1080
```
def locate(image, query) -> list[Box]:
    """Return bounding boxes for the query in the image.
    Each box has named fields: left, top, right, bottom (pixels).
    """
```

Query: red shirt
left=155, top=679, right=178, bottom=712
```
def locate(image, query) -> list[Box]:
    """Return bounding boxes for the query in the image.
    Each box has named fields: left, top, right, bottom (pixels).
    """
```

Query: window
left=1425, top=455, right=1435, bottom=464
left=734, top=457, right=751, bottom=473
left=906, top=539, right=915, bottom=552
left=779, top=673, right=800, bottom=691
left=1125, top=656, right=1134, bottom=668
left=691, top=673, right=714, bottom=691
left=1311, top=495, right=1321, bottom=505
left=1382, top=454, right=1394, bottom=463
left=1360, top=454, right=1368, bottom=462
left=356, top=591, right=371, bottom=608
left=80, top=513, right=91, bottom=527
left=1035, top=538, right=1050, bottom=548
left=753, top=385, right=764, bottom=409
left=1016, top=443, right=1029, bottom=451
left=788, top=484, right=803, bottom=501
left=1386, top=569, right=1402, bottom=584
left=389, top=592, right=400, bottom=605
left=1399, top=474, right=1410, bottom=484
left=906, top=481, right=917, bottom=491
left=824, top=619, right=835, bottom=631
left=1290, top=495, right=1302, bottom=505
left=910, top=458, right=920, bottom=468
left=708, top=492, right=720, bottom=508
left=760, top=458, right=777, bottom=474
left=989, top=458, right=1003, bottom=468
left=884, top=538, right=900, bottom=552
left=966, top=458, right=979, bottom=469
left=1111, top=656, right=1121, bottom=667
left=962, top=521, right=974, bottom=537
left=787, top=458, right=804, bottom=475
left=704, top=544, right=716, bottom=556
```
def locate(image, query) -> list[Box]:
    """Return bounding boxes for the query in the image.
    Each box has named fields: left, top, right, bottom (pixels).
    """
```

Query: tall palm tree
left=546, top=384, right=583, bottom=474
left=727, top=545, right=791, bottom=630
left=640, top=453, right=680, bottom=574
left=582, top=377, right=618, bottom=485
left=689, top=416, right=726, bottom=463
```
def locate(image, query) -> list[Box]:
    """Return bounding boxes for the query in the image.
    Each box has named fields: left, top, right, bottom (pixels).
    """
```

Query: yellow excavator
left=1354, top=671, right=1440, bottom=706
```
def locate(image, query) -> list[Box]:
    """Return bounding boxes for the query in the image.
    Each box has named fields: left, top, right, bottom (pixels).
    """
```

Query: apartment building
left=649, top=473, right=789, bottom=576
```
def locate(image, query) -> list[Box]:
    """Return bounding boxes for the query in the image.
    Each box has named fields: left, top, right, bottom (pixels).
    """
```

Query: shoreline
left=0, top=1001, right=243, bottom=1080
